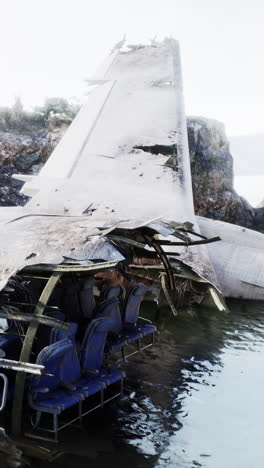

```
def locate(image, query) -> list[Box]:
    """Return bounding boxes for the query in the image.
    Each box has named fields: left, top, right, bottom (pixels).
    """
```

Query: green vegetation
left=0, top=97, right=80, bottom=132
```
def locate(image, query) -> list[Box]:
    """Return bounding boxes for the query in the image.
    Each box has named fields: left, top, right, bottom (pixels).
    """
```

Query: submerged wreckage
left=0, top=39, right=263, bottom=447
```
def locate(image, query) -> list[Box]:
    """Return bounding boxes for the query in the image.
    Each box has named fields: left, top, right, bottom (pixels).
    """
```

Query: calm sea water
left=36, top=299, right=264, bottom=468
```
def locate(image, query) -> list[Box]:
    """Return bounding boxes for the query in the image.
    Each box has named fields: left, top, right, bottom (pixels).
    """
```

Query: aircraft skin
left=3, top=38, right=263, bottom=301
left=197, top=217, right=264, bottom=300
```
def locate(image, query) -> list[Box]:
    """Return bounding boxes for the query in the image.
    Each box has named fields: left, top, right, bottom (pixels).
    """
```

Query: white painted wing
left=6, top=40, right=219, bottom=291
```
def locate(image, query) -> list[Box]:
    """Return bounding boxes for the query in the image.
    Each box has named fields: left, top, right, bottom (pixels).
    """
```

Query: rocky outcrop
left=0, top=111, right=261, bottom=229
left=253, top=206, right=264, bottom=231
left=188, top=117, right=256, bottom=227
left=0, top=130, right=62, bottom=168
left=0, top=129, right=63, bottom=207
left=0, top=164, right=28, bottom=206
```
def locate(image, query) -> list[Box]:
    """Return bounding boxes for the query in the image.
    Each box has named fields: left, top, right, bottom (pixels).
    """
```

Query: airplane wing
left=2, top=39, right=220, bottom=294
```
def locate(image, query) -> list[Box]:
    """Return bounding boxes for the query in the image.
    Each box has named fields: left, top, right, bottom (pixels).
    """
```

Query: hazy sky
left=0, top=0, right=263, bottom=203
left=1, top=0, right=264, bottom=136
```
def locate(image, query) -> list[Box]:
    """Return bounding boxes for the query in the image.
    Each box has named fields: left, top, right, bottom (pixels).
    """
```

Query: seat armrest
left=138, top=316, right=152, bottom=324
left=60, top=382, right=77, bottom=391
left=83, top=368, right=99, bottom=377
left=32, top=387, right=49, bottom=394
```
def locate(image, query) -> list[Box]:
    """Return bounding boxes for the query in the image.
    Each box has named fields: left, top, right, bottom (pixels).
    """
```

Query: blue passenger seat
left=122, top=284, right=157, bottom=339
left=28, top=317, right=125, bottom=441
left=80, top=318, right=125, bottom=385
left=29, top=338, right=83, bottom=415
left=96, top=287, right=127, bottom=351
left=33, top=310, right=66, bottom=356
left=0, top=318, right=24, bottom=360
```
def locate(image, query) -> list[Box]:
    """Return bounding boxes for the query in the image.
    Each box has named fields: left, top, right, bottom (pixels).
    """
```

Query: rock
left=15, top=151, right=40, bottom=171
left=0, top=129, right=64, bottom=206
left=0, top=129, right=65, bottom=167
left=187, top=116, right=255, bottom=227
left=0, top=165, right=29, bottom=206
left=253, top=207, right=264, bottom=232
left=0, top=133, right=39, bottom=164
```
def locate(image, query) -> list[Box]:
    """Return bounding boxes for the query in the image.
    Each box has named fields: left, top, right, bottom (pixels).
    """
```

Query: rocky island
left=0, top=99, right=262, bottom=231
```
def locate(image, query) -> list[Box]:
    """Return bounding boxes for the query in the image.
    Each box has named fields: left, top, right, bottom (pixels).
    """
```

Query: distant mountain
left=229, top=134, right=264, bottom=176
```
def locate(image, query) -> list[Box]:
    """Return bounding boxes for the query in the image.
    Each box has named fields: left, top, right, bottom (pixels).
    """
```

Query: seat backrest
left=43, top=322, right=80, bottom=386
left=61, top=278, right=82, bottom=322
left=79, top=278, right=96, bottom=319
left=100, top=286, right=121, bottom=302
left=34, top=310, right=66, bottom=355
left=122, top=284, right=149, bottom=327
left=96, top=297, right=122, bottom=334
left=80, top=318, right=114, bottom=373
left=50, top=322, right=78, bottom=345
left=31, top=338, right=74, bottom=400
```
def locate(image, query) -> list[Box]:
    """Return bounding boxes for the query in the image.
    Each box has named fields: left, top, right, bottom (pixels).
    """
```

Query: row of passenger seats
left=0, top=280, right=156, bottom=441
left=27, top=282, right=156, bottom=440
left=28, top=318, right=125, bottom=441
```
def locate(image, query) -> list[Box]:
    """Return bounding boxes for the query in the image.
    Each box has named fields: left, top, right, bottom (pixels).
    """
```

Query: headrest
left=37, top=338, right=73, bottom=364
left=51, top=322, right=78, bottom=342
left=84, top=318, right=115, bottom=337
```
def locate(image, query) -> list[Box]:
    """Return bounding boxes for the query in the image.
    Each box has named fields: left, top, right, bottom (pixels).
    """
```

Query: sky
left=0, top=0, right=263, bottom=203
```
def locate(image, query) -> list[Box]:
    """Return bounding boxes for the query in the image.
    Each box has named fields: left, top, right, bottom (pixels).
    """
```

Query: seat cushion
left=108, top=335, right=127, bottom=351
left=75, top=377, right=104, bottom=398
left=31, top=389, right=82, bottom=415
left=97, top=368, right=125, bottom=386
left=122, top=328, right=142, bottom=343
left=137, top=324, right=157, bottom=336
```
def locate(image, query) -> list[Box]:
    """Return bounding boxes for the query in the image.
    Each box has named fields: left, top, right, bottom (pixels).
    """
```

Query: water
left=36, top=300, right=264, bottom=468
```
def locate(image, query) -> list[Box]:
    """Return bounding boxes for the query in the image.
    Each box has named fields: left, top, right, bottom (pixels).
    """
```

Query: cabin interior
left=0, top=224, right=221, bottom=444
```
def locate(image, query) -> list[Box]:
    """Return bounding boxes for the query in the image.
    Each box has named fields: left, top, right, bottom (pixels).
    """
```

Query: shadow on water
left=35, top=300, right=264, bottom=468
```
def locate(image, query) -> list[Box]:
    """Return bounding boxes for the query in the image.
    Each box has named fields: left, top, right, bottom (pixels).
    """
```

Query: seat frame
left=116, top=320, right=156, bottom=360
left=26, top=377, right=124, bottom=443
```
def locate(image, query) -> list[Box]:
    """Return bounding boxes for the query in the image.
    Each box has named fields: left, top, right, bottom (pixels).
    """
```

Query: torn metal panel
left=0, top=359, right=44, bottom=375
left=0, top=209, right=218, bottom=293
left=23, top=260, right=121, bottom=273
left=0, top=307, right=70, bottom=330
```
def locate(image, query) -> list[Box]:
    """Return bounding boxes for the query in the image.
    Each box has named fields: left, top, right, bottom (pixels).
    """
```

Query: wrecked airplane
left=0, top=38, right=262, bottom=445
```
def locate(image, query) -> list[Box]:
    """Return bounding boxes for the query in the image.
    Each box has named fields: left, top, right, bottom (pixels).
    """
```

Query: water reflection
left=37, top=299, right=264, bottom=468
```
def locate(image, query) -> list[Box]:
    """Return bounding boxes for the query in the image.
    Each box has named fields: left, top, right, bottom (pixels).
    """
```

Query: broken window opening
left=133, top=144, right=178, bottom=171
